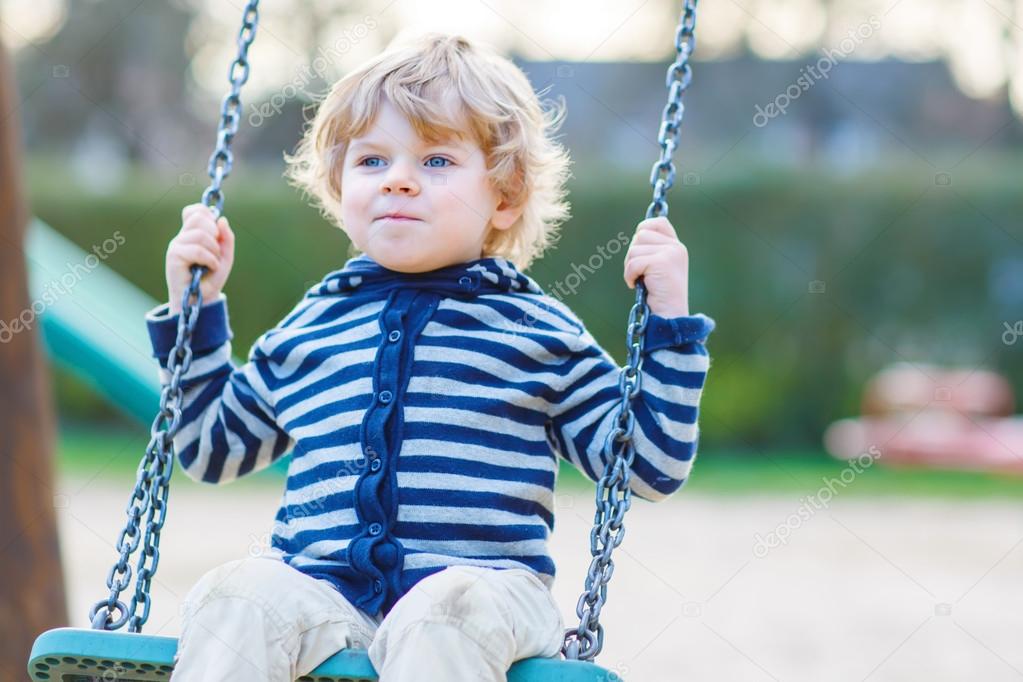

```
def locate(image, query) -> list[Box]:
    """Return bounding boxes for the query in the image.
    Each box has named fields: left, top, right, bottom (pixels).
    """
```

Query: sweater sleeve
left=145, top=294, right=294, bottom=485
left=545, top=311, right=715, bottom=502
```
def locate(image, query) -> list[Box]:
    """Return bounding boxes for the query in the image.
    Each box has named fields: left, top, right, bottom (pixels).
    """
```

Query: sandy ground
left=53, top=474, right=1023, bottom=682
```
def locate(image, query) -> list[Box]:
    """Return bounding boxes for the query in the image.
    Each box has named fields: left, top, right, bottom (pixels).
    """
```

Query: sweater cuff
left=145, top=293, right=233, bottom=364
left=642, top=312, right=715, bottom=353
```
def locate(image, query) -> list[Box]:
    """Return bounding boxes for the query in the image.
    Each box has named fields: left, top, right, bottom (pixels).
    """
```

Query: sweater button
left=373, top=542, right=398, bottom=569
left=373, top=579, right=383, bottom=593
left=388, top=329, right=401, bottom=343
left=369, top=523, right=382, bottom=536
left=378, top=390, right=392, bottom=404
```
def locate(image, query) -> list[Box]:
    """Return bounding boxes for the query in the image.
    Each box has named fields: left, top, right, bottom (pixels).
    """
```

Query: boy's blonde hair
left=283, top=32, right=572, bottom=271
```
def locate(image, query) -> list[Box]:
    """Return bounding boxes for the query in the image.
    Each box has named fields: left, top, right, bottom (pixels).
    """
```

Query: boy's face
left=339, top=99, right=522, bottom=272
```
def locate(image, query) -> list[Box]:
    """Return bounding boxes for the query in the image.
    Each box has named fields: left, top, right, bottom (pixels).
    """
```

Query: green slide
left=24, top=218, right=201, bottom=425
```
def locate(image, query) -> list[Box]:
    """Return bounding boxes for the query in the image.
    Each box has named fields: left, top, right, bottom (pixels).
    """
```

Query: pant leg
left=171, top=553, right=381, bottom=682
left=368, top=565, right=565, bottom=682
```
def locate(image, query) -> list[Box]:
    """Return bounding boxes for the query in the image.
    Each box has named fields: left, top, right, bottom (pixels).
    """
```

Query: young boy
left=147, top=32, right=715, bottom=681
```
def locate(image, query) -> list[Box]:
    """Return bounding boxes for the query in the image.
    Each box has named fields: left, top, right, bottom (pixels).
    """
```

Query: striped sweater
left=145, top=254, right=715, bottom=618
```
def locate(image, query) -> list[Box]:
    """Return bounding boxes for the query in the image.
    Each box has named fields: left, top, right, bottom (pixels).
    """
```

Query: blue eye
left=356, top=155, right=452, bottom=168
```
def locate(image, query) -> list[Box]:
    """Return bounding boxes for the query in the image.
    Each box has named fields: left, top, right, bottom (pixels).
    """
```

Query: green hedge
left=26, top=157, right=1023, bottom=448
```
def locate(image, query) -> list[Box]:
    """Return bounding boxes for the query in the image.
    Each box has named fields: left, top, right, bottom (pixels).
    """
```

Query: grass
left=54, top=422, right=1023, bottom=499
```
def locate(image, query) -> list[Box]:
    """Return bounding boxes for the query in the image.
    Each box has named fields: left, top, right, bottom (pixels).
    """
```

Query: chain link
left=88, top=0, right=261, bottom=633
left=201, top=1, right=259, bottom=220
left=561, top=0, right=698, bottom=663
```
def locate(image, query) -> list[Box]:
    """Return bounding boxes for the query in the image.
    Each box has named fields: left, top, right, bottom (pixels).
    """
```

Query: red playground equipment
left=824, top=363, right=1023, bottom=474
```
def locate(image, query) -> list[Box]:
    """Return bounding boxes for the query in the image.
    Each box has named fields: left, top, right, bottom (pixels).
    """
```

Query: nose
left=380, top=159, right=420, bottom=196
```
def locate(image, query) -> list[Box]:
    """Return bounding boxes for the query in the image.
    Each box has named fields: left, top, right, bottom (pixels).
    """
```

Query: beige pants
left=169, top=553, right=566, bottom=681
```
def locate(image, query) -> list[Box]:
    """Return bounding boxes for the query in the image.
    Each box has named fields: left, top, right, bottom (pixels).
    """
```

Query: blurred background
left=2, top=1, right=1022, bottom=680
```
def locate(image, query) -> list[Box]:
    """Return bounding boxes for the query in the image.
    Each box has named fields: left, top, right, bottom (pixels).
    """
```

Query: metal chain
left=84, top=0, right=694, bottom=654
left=88, top=0, right=261, bottom=633
left=201, top=0, right=260, bottom=220
left=561, top=0, right=698, bottom=663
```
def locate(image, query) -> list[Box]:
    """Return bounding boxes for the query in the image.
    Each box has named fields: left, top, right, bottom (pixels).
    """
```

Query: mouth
left=376, top=214, right=421, bottom=222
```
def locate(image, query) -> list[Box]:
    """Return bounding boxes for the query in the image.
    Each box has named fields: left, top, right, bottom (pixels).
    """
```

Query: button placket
left=352, top=289, right=418, bottom=614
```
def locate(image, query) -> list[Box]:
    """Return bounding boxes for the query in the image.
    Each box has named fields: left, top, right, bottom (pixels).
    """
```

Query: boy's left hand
left=624, top=217, right=690, bottom=318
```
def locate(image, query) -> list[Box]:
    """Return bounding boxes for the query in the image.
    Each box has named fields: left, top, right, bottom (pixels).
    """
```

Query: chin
left=368, top=250, right=434, bottom=273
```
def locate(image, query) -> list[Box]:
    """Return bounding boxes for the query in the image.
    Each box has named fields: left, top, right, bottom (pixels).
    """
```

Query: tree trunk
left=0, top=24, right=68, bottom=680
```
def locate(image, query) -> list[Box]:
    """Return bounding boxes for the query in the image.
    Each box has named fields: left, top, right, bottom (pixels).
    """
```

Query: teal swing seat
left=28, top=1, right=698, bottom=679
left=28, top=628, right=612, bottom=681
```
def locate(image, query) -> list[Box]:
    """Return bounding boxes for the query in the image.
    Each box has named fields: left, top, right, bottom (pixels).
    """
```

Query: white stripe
left=277, top=375, right=373, bottom=425
left=652, top=348, right=710, bottom=373
left=288, top=442, right=364, bottom=477
left=286, top=541, right=352, bottom=564
left=158, top=343, right=232, bottom=385
left=439, top=296, right=580, bottom=337
left=215, top=380, right=280, bottom=481
left=395, top=472, right=552, bottom=512
left=396, top=504, right=543, bottom=526
left=171, top=414, right=202, bottom=459
left=422, top=318, right=566, bottom=363
left=284, top=405, right=366, bottom=440
left=402, top=552, right=554, bottom=587
left=549, top=353, right=618, bottom=419
left=287, top=472, right=359, bottom=507
left=274, top=346, right=377, bottom=403
left=399, top=438, right=556, bottom=473
left=405, top=375, right=553, bottom=413
left=262, top=299, right=383, bottom=354
left=626, top=468, right=673, bottom=502
left=276, top=508, right=359, bottom=541
left=399, top=537, right=547, bottom=556
left=631, top=416, right=697, bottom=475
left=413, top=345, right=567, bottom=389
left=642, top=372, right=704, bottom=407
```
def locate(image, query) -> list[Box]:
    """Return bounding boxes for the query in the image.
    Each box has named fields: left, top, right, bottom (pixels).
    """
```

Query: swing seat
left=29, top=627, right=620, bottom=681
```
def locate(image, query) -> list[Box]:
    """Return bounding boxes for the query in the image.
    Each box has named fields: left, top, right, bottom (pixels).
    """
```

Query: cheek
left=341, top=180, right=372, bottom=215
left=438, top=181, right=489, bottom=218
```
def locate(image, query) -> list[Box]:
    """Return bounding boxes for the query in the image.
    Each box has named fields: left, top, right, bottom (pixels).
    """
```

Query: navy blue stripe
left=401, top=487, right=554, bottom=529
left=643, top=353, right=708, bottom=389
left=398, top=455, right=554, bottom=488
left=394, top=521, right=546, bottom=543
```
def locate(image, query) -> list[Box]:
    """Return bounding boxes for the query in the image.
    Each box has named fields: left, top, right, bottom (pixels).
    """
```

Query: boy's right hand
left=166, top=203, right=235, bottom=315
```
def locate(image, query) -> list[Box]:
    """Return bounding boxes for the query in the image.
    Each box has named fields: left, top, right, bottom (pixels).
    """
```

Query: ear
left=490, top=193, right=525, bottom=232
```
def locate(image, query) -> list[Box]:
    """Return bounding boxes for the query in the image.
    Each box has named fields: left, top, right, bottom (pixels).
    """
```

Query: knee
left=389, top=566, right=512, bottom=654
left=411, top=567, right=504, bottom=622
left=182, top=556, right=284, bottom=618
left=373, top=567, right=515, bottom=667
